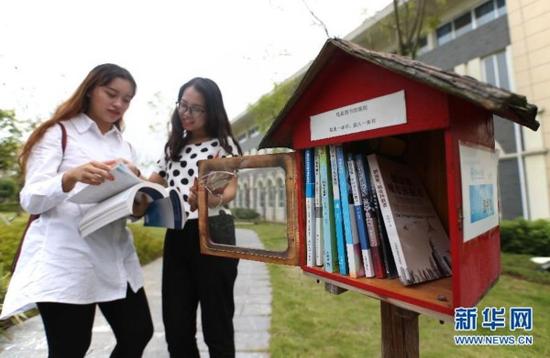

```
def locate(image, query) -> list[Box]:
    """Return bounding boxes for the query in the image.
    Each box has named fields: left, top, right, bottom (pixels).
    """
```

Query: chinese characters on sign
left=453, top=307, right=534, bottom=346
left=310, top=90, right=407, bottom=141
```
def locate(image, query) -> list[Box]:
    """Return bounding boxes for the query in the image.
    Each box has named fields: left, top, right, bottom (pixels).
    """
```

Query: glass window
left=483, top=50, right=509, bottom=90
left=497, top=0, right=506, bottom=16
left=248, top=126, right=260, bottom=138
left=483, top=55, right=497, bottom=86
left=267, top=180, right=275, bottom=207
left=277, top=178, right=285, bottom=207
left=496, top=52, right=510, bottom=90
left=454, top=12, right=472, bottom=37
left=259, top=184, right=265, bottom=207
left=416, top=35, right=429, bottom=55
left=436, top=23, right=453, bottom=46
left=475, top=0, right=496, bottom=27
left=237, top=133, right=247, bottom=144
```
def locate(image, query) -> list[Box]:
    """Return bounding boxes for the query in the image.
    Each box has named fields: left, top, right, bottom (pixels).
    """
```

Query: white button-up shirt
left=0, top=114, right=144, bottom=319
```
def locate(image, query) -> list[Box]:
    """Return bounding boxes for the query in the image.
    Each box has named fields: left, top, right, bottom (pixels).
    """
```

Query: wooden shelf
left=303, top=266, right=453, bottom=321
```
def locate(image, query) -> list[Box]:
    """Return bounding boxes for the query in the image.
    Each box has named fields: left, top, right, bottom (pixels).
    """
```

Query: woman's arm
left=21, top=126, right=113, bottom=214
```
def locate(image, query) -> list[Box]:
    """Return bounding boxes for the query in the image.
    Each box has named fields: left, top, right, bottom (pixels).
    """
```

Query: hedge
left=500, top=218, right=550, bottom=256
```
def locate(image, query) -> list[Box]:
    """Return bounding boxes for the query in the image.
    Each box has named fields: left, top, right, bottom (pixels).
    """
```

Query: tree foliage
left=0, top=109, right=23, bottom=176
left=247, top=77, right=302, bottom=132
left=391, top=0, right=448, bottom=58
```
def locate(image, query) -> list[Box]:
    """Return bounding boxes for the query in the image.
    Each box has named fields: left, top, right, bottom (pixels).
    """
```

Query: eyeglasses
left=176, top=101, right=206, bottom=118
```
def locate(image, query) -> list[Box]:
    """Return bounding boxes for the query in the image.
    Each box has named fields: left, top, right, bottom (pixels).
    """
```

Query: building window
left=497, top=0, right=506, bottom=16
left=417, top=35, right=429, bottom=56
left=248, top=126, right=260, bottom=138
left=434, top=0, right=506, bottom=48
left=454, top=12, right=472, bottom=37
left=277, top=178, right=285, bottom=207
left=436, top=23, right=453, bottom=46
left=475, top=0, right=496, bottom=27
left=237, top=133, right=247, bottom=144
left=482, top=51, right=510, bottom=90
left=267, top=180, right=275, bottom=207
left=482, top=49, right=527, bottom=220
left=258, top=183, right=265, bottom=207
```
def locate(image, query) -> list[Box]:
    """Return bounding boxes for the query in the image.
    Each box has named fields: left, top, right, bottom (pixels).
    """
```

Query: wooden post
left=381, top=302, right=419, bottom=358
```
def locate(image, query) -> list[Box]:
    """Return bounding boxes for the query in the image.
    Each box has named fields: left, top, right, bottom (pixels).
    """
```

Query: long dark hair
left=19, top=63, right=136, bottom=174
left=164, top=77, right=242, bottom=161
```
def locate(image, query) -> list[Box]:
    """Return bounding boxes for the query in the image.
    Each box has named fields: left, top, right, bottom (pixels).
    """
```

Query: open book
left=69, top=163, right=186, bottom=237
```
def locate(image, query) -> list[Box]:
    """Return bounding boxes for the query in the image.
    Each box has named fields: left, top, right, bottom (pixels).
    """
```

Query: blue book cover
left=304, top=148, right=316, bottom=267
left=329, top=145, right=348, bottom=275
left=314, top=147, right=323, bottom=266
left=319, top=146, right=338, bottom=273
left=354, top=153, right=386, bottom=278
left=347, top=153, right=375, bottom=277
left=335, top=145, right=364, bottom=278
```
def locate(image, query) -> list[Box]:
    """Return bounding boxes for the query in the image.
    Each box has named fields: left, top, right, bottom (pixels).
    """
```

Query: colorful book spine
left=329, top=145, right=348, bottom=275
left=347, top=153, right=375, bottom=278
left=366, top=154, right=414, bottom=285
left=354, top=153, right=386, bottom=278
left=314, top=147, right=323, bottom=266
left=304, top=148, right=316, bottom=267
left=335, top=146, right=365, bottom=278
left=319, top=146, right=338, bottom=273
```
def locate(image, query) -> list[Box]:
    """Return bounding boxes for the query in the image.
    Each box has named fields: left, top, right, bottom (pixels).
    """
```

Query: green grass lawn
left=239, top=222, right=550, bottom=358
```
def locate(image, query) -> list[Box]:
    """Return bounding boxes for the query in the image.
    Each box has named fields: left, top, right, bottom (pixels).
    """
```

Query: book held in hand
left=367, top=154, right=452, bottom=286
left=70, top=163, right=187, bottom=237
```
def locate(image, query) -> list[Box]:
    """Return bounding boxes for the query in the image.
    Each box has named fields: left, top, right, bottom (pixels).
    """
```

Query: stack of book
left=303, top=144, right=452, bottom=286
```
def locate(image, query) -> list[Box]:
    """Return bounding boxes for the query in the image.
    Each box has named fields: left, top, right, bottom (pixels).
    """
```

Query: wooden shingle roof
left=259, top=38, right=539, bottom=149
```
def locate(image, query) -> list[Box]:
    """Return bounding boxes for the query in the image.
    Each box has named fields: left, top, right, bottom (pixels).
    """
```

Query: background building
left=231, top=0, right=549, bottom=221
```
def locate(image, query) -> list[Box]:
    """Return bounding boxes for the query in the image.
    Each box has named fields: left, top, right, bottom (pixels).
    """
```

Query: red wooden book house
left=197, top=38, right=539, bottom=322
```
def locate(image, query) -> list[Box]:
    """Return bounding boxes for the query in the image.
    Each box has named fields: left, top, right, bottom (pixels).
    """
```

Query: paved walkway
left=0, top=228, right=271, bottom=357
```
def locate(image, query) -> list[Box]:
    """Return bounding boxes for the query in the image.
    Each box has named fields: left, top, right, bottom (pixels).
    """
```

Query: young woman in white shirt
left=1, top=64, right=153, bottom=357
left=148, top=77, right=242, bottom=357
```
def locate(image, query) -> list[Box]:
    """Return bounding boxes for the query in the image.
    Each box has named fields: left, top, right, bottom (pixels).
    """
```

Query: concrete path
left=0, top=228, right=271, bottom=357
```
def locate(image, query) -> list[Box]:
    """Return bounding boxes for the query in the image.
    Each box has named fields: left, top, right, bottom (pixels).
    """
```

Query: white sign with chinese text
left=459, top=142, right=499, bottom=242
left=309, top=90, right=407, bottom=141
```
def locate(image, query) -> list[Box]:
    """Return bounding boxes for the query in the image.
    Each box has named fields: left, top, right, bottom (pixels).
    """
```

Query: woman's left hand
left=117, top=159, right=142, bottom=178
left=188, top=178, right=198, bottom=212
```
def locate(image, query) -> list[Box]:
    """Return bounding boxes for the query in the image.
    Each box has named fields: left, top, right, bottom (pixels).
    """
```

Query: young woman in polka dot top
left=148, top=77, right=242, bottom=357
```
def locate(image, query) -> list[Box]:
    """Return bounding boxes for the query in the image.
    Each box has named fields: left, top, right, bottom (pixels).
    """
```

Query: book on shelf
left=347, top=153, right=375, bottom=278
left=304, top=148, right=316, bottom=267
left=329, top=145, right=348, bottom=276
left=367, top=154, right=452, bottom=285
left=335, top=146, right=365, bottom=279
left=354, top=153, right=386, bottom=278
left=313, top=147, right=324, bottom=266
left=69, top=163, right=188, bottom=237
left=318, top=146, right=338, bottom=273
left=375, top=199, right=399, bottom=279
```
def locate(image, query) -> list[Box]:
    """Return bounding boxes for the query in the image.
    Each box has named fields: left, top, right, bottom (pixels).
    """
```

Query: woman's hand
left=188, top=178, right=226, bottom=212
left=132, top=192, right=151, bottom=217
left=62, top=160, right=117, bottom=192
left=117, top=158, right=142, bottom=178
left=188, top=178, right=199, bottom=212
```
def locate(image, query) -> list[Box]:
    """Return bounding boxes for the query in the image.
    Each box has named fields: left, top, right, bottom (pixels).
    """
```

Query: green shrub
left=129, top=224, right=165, bottom=265
left=500, top=218, right=550, bottom=256
left=0, top=202, right=20, bottom=212
left=0, top=178, right=19, bottom=202
left=232, top=207, right=260, bottom=220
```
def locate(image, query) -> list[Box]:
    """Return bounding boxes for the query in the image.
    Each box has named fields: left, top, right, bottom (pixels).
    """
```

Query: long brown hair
left=19, top=63, right=136, bottom=175
left=164, top=77, right=242, bottom=161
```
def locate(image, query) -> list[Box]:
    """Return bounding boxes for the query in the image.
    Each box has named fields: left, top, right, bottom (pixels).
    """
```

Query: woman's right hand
left=62, top=160, right=117, bottom=192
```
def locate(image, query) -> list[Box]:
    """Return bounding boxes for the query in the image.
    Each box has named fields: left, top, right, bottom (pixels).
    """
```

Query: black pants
left=162, top=216, right=239, bottom=358
left=37, top=285, right=153, bottom=358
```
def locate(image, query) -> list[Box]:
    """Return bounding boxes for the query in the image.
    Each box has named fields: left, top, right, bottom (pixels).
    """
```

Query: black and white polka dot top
left=155, top=137, right=239, bottom=220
